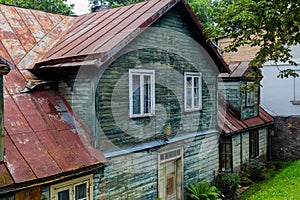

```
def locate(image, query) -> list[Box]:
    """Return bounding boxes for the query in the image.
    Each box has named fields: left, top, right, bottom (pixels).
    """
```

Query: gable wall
left=59, top=6, right=220, bottom=152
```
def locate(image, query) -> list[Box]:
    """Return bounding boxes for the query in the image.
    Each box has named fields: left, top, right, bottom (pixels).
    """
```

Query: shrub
left=216, top=173, right=240, bottom=199
left=186, top=180, right=221, bottom=200
left=246, top=160, right=266, bottom=181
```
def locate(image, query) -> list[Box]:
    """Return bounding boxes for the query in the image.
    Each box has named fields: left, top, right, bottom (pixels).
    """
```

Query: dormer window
left=184, top=72, right=202, bottom=111
left=129, top=69, right=155, bottom=118
left=246, top=82, right=256, bottom=107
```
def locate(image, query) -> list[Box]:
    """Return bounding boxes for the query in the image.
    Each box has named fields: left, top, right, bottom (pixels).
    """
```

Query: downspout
left=240, top=132, right=243, bottom=171
left=0, top=63, right=13, bottom=162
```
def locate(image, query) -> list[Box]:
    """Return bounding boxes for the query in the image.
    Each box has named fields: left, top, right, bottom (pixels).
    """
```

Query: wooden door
left=159, top=158, right=182, bottom=200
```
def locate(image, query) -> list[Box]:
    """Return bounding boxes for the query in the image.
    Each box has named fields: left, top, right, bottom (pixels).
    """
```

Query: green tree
left=0, top=0, right=74, bottom=15
left=188, top=0, right=231, bottom=30
left=89, top=0, right=144, bottom=10
left=213, top=0, right=300, bottom=77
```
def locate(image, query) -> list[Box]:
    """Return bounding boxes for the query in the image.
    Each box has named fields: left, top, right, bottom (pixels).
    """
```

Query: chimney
left=0, top=59, right=14, bottom=162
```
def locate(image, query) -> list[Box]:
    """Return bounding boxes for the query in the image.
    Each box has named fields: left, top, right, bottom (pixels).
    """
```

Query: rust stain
left=4, top=135, right=36, bottom=183
left=0, top=5, right=36, bottom=52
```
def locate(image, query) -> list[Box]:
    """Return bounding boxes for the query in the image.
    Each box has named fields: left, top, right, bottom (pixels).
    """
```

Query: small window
left=249, top=130, right=259, bottom=159
left=51, top=175, right=93, bottom=200
left=184, top=72, right=202, bottom=111
left=129, top=69, right=155, bottom=118
left=246, top=82, right=256, bottom=107
left=219, top=137, right=232, bottom=172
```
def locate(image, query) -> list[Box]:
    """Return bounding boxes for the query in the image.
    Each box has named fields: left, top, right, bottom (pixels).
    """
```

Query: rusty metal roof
left=33, top=0, right=230, bottom=73
left=0, top=0, right=230, bottom=191
left=219, top=61, right=253, bottom=78
left=0, top=4, right=105, bottom=191
left=218, top=93, right=273, bottom=135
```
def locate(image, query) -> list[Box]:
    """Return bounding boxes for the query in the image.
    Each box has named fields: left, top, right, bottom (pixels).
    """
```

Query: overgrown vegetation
left=244, top=160, right=266, bottom=181
left=186, top=180, right=221, bottom=200
left=215, top=173, right=240, bottom=199
left=241, top=160, right=300, bottom=200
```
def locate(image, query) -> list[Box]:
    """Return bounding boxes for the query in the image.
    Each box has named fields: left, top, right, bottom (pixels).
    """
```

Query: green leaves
left=186, top=180, right=222, bottom=200
left=213, top=0, right=300, bottom=76
left=0, top=0, right=74, bottom=15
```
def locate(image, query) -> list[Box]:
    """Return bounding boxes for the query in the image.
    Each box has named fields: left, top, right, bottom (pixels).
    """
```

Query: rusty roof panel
left=17, top=16, right=74, bottom=70
left=4, top=65, right=26, bottom=90
left=0, top=42, right=14, bottom=66
left=47, top=12, right=64, bottom=25
left=4, top=135, right=36, bottom=183
left=0, top=5, right=36, bottom=52
left=16, top=8, right=45, bottom=41
left=0, top=11, right=26, bottom=64
left=43, top=7, right=124, bottom=59
left=218, top=94, right=273, bottom=134
left=11, top=132, right=62, bottom=178
left=36, top=130, right=83, bottom=171
left=12, top=93, right=50, bottom=132
left=4, top=94, right=33, bottom=135
left=32, top=10, right=55, bottom=33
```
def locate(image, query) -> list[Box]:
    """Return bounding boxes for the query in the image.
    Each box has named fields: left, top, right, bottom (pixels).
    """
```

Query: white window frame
left=50, top=175, right=93, bottom=200
left=129, top=69, right=155, bottom=118
left=246, top=82, right=256, bottom=107
left=184, top=72, right=202, bottom=111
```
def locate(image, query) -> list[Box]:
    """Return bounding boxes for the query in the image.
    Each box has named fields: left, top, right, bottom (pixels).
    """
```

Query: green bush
left=246, top=160, right=266, bottom=181
left=186, top=180, right=221, bottom=200
left=216, top=173, right=240, bottom=199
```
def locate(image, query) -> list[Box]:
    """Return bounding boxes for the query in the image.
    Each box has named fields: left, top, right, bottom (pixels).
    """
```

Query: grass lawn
left=240, top=160, right=300, bottom=200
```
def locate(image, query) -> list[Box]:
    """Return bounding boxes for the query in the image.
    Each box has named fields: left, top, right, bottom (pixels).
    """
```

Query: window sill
left=129, top=114, right=155, bottom=119
left=291, top=100, right=300, bottom=105
left=184, top=108, right=202, bottom=113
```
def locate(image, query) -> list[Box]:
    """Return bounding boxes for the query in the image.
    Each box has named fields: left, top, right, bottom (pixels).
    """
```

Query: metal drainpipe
left=240, top=132, right=243, bottom=171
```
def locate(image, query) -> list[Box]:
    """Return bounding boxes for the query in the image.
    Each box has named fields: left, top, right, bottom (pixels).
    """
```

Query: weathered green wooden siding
left=93, top=131, right=219, bottom=200
left=219, top=81, right=259, bottom=119
left=231, top=128, right=268, bottom=171
left=93, top=7, right=218, bottom=151
left=57, top=5, right=220, bottom=200
left=258, top=128, right=268, bottom=157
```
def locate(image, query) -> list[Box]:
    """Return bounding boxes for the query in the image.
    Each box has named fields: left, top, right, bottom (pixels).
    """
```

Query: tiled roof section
left=219, top=61, right=252, bottom=78
left=218, top=94, right=273, bottom=135
left=34, top=0, right=230, bottom=73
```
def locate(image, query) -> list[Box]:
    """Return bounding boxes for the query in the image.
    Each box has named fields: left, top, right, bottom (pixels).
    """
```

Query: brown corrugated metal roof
left=33, top=0, right=230, bottom=73
left=218, top=93, right=273, bottom=135
left=219, top=61, right=252, bottom=78
left=0, top=4, right=105, bottom=191
left=0, top=0, right=230, bottom=190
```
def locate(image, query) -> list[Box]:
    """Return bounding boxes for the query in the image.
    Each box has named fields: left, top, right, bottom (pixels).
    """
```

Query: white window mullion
left=140, top=75, right=144, bottom=115
left=191, top=77, right=194, bottom=109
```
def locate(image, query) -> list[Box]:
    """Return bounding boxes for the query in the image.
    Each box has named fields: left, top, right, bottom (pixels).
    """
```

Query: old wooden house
left=0, top=0, right=278, bottom=199
left=218, top=62, right=273, bottom=172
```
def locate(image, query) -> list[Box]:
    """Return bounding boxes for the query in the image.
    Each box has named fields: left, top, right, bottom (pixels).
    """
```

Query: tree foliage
left=213, top=0, right=300, bottom=77
left=89, top=0, right=144, bottom=10
left=188, top=0, right=231, bottom=30
left=0, top=0, right=74, bottom=15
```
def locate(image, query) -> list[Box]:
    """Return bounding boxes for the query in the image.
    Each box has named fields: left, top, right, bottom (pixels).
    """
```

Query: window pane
left=58, top=189, right=69, bottom=200
left=186, top=77, right=192, bottom=109
left=132, top=75, right=141, bottom=114
left=144, top=75, right=151, bottom=114
left=75, top=183, right=87, bottom=200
